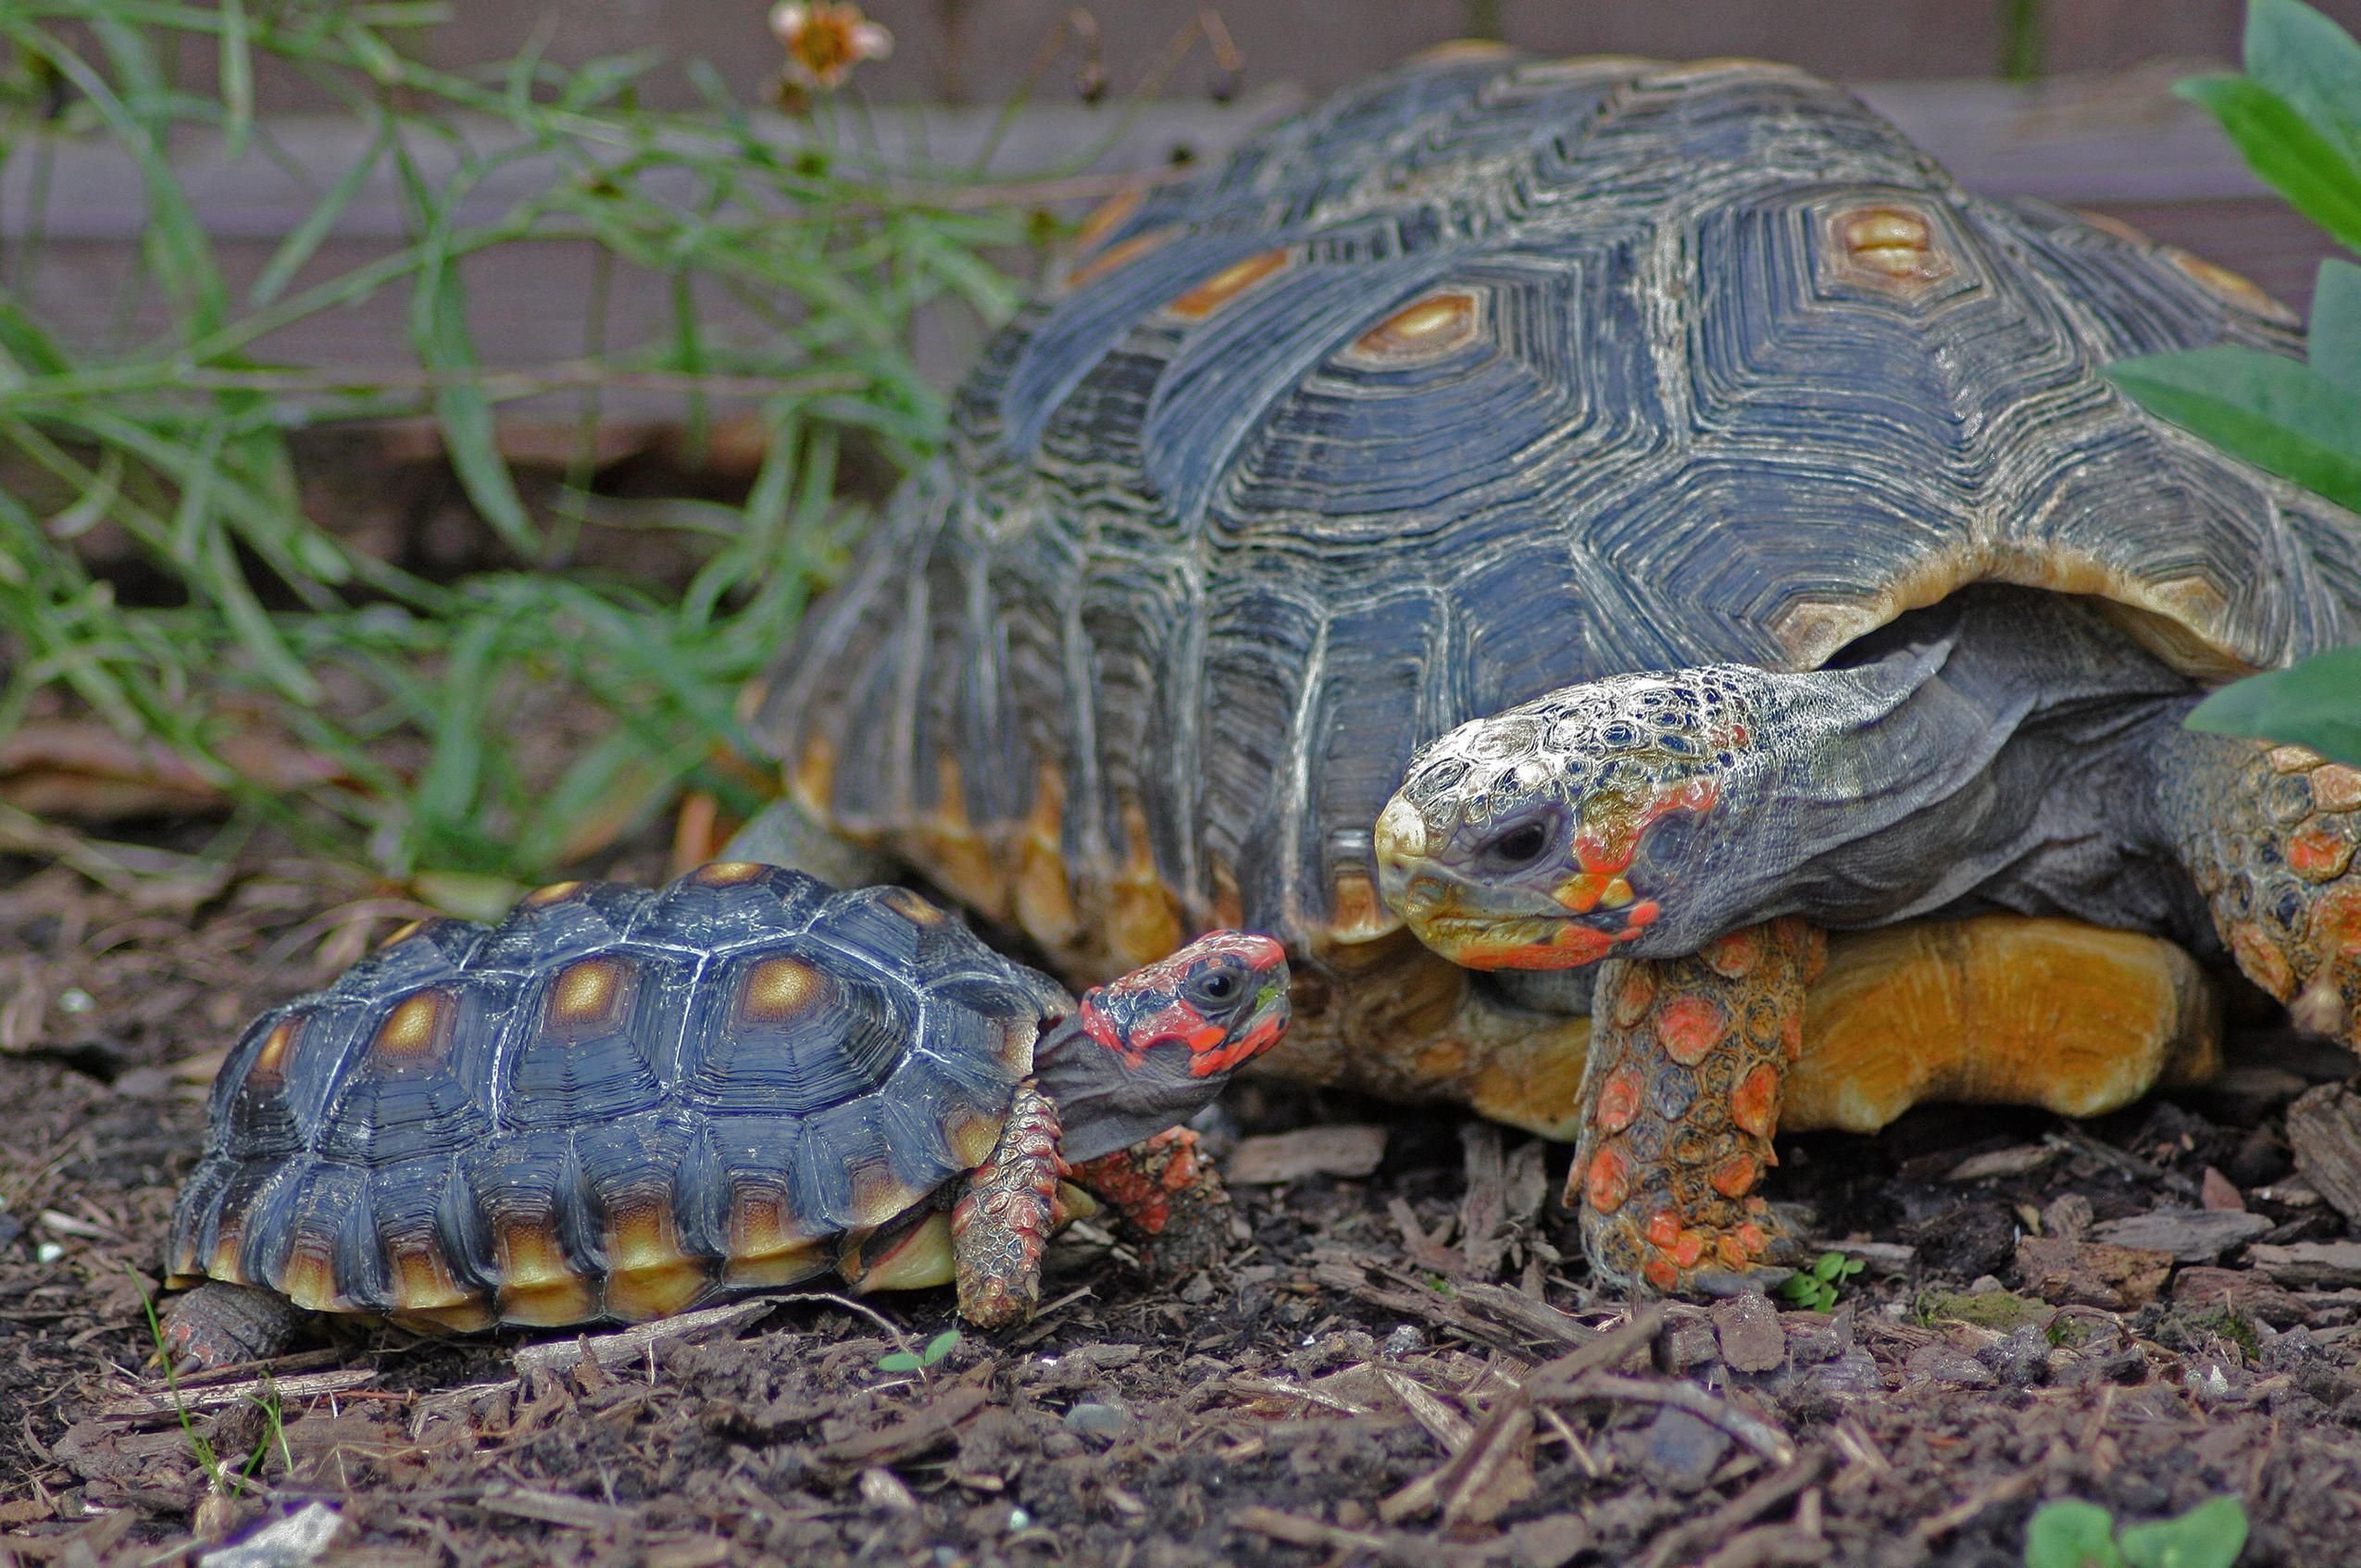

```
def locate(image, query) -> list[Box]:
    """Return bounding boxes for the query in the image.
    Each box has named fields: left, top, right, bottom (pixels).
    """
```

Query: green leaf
left=2106, top=346, right=2361, bottom=513
left=2025, top=1500, right=2127, bottom=1568
left=921, top=1329, right=962, bottom=1365
left=2312, top=258, right=2361, bottom=398
left=2245, top=0, right=2361, bottom=170
left=2185, top=646, right=2361, bottom=768
left=2176, top=74, right=2361, bottom=252
left=2117, top=1497, right=2248, bottom=1568
left=875, top=1350, right=923, bottom=1373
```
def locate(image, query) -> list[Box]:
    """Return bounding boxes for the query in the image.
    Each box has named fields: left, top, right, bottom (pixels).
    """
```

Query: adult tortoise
left=160, top=864, right=1288, bottom=1368
left=737, top=48, right=2361, bottom=1293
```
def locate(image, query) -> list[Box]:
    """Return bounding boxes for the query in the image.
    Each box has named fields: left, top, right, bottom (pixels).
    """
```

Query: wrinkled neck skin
left=1029, top=1014, right=1233, bottom=1165
left=1668, top=591, right=2214, bottom=952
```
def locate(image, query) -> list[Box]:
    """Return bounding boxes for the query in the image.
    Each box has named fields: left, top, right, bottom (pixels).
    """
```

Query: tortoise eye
left=1482, top=819, right=1553, bottom=869
left=1184, top=961, right=1247, bottom=1012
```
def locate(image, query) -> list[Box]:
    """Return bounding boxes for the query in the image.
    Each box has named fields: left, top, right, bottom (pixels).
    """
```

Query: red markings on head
left=1570, top=777, right=1719, bottom=880
left=1076, top=930, right=1289, bottom=1075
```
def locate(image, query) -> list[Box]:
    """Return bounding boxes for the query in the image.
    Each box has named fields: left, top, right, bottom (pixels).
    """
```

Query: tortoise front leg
left=951, top=1079, right=1064, bottom=1328
left=157, top=1281, right=308, bottom=1374
left=1066, top=1127, right=1239, bottom=1277
left=1570, top=918, right=1819, bottom=1293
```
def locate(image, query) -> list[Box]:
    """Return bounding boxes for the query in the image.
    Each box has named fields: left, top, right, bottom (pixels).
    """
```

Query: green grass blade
left=218, top=0, right=252, bottom=159
left=2106, top=345, right=2361, bottom=512
left=250, top=117, right=394, bottom=306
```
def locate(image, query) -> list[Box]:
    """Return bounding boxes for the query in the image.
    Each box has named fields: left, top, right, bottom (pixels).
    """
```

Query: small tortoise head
left=1035, top=931, right=1291, bottom=1164
left=1375, top=667, right=1774, bottom=968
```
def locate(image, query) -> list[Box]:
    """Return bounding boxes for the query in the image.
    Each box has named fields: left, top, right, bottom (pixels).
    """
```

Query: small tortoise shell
left=167, top=864, right=1069, bottom=1329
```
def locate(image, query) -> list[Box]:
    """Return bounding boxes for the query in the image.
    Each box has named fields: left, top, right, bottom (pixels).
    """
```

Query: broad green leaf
left=2106, top=345, right=2361, bottom=513
left=2186, top=647, right=2361, bottom=767
left=2313, top=257, right=2361, bottom=398
left=2024, top=1500, right=2126, bottom=1568
left=2177, top=74, right=2361, bottom=252
left=2117, top=1497, right=2249, bottom=1568
left=2245, top=0, right=2361, bottom=169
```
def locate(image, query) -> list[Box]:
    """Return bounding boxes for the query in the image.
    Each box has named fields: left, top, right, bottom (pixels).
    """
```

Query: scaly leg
left=1066, top=1127, right=1237, bottom=1277
left=951, top=1080, right=1063, bottom=1328
left=1569, top=917, right=1820, bottom=1293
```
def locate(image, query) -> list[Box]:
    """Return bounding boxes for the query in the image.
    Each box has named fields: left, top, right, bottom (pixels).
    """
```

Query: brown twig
left=1548, top=1373, right=1796, bottom=1466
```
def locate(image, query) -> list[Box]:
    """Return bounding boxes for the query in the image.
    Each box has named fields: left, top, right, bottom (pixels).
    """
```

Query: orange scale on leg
left=1669, top=1229, right=1708, bottom=1269
left=1703, top=928, right=1758, bottom=978
left=1593, top=1065, right=1645, bottom=1133
left=1730, top=1062, right=1782, bottom=1139
left=1654, top=994, right=1729, bottom=1064
left=1585, top=1146, right=1632, bottom=1214
left=1707, top=1152, right=1759, bottom=1199
left=1733, top=1221, right=1769, bottom=1259
left=1643, top=1209, right=1681, bottom=1250
left=1643, top=1257, right=1680, bottom=1293
left=1611, top=968, right=1656, bottom=1028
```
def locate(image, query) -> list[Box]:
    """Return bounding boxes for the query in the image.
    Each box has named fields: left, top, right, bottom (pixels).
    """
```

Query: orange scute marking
left=1655, top=995, right=1729, bottom=1064
left=2289, top=825, right=2355, bottom=882
left=1703, top=928, right=1758, bottom=978
left=1555, top=872, right=1612, bottom=913
left=1168, top=248, right=1290, bottom=318
left=1730, top=1062, right=1782, bottom=1139
left=1613, top=970, right=1656, bottom=1027
left=1585, top=1146, right=1632, bottom=1214
left=1708, top=1152, right=1759, bottom=1199
left=1593, top=1066, right=1645, bottom=1133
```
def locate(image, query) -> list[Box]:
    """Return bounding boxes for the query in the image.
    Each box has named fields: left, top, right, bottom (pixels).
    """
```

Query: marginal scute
left=2166, top=246, right=2297, bottom=324
left=1068, top=187, right=1143, bottom=255
left=1062, top=227, right=1177, bottom=291
left=601, top=1198, right=706, bottom=1322
left=689, top=860, right=764, bottom=886
left=523, top=880, right=582, bottom=906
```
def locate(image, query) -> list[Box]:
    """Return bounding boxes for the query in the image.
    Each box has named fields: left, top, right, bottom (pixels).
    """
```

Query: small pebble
left=1382, top=1324, right=1426, bottom=1359
left=1063, top=1401, right=1136, bottom=1443
left=1639, top=1406, right=1730, bottom=1491
left=36, top=1241, right=63, bottom=1263
left=56, top=988, right=94, bottom=1014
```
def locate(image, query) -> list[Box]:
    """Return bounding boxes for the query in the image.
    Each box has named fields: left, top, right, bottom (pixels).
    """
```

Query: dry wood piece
left=2169, top=1266, right=2315, bottom=1326
left=2087, top=1207, right=2270, bottom=1262
left=1943, top=1144, right=2057, bottom=1181
left=1712, top=1293, right=1787, bottom=1375
left=818, top=1382, right=993, bottom=1469
left=1436, top=1386, right=1535, bottom=1530
left=2011, top=1237, right=2174, bottom=1311
left=1230, top=1504, right=1432, bottom=1566
left=106, top=1366, right=378, bottom=1420
left=509, top=1298, right=773, bottom=1377
left=1633, top=1450, right=1830, bottom=1568
left=2244, top=1241, right=2361, bottom=1289
left=2287, top=1084, right=2361, bottom=1224
left=479, top=1487, right=640, bottom=1531
left=1226, top=1126, right=1389, bottom=1183
left=1459, top=1124, right=1510, bottom=1277
left=1525, top=1305, right=1665, bottom=1395
left=1545, top=1372, right=1795, bottom=1466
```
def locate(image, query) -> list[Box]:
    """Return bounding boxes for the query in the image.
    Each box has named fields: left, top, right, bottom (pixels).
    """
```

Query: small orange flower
left=769, top=2, right=893, bottom=91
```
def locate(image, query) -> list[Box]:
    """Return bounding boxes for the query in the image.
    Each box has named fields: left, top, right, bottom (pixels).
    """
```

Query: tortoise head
left=1033, top=931, right=1290, bottom=1164
left=1374, top=667, right=1777, bottom=969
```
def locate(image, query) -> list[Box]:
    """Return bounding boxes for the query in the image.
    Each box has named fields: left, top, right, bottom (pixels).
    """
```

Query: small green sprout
left=1776, top=1251, right=1864, bottom=1313
left=2024, top=1496, right=2249, bottom=1568
left=877, top=1329, right=962, bottom=1374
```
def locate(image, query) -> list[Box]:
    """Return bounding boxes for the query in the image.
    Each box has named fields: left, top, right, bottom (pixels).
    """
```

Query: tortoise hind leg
left=157, top=1282, right=308, bottom=1374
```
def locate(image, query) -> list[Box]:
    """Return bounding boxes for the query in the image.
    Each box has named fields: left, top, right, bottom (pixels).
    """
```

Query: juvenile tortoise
left=735, top=48, right=2361, bottom=1293
left=162, top=864, right=1289, bottom=1369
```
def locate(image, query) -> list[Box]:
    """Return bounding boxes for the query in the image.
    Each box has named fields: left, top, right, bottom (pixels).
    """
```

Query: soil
left=5, top=844, right=2361, bottom=1568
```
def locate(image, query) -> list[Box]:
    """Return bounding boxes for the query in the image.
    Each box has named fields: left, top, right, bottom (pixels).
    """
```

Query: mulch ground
left=5, top=844, right=2361, bottom=1568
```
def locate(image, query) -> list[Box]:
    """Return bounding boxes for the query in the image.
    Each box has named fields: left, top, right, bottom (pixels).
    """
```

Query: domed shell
left=166, top=864, right=1068, bottom=1328
left=753, top=52, right=2361, bottom=983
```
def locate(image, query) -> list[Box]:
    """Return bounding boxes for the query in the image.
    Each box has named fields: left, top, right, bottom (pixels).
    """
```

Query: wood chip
left=1942, top=1144, right=2057, bottom=1182
left=2287, top=1084, right=2361, bottom=1223
left=818, top=1382, right=992, bottom=1468
left=2245, top=1240, right=2361, bottom=1289
left=1548, top=1373, right=1795, bottom=1466
left=1459, top=1123, right=1510, bottom=1277
left=479, top=1487, right=639, bottom=1530
left=1713, top=1292, right=1787, bottom=1374
left=1436, top=1385, right=1535, bottom=1530
left=105, top=1367, right=377, bottom=1419
left=2201, top=1166, right=2245, bottom=1213
left=1226, top=1125, right=1388, bottom=1183
left=1376, top=1367, right=1473, bottom=1451
left=2087, top=1208, right=2270, bottom=1262
left=510, top=1298, right=773, bottom=1376
left=1635, top=1451, right=1830, bottom=1568
left=2011, top=1237, right=2174, bottom=1310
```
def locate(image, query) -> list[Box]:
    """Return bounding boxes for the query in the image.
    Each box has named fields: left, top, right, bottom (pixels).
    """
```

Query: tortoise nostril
left=1405, top=876, right=1448, bottom=912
